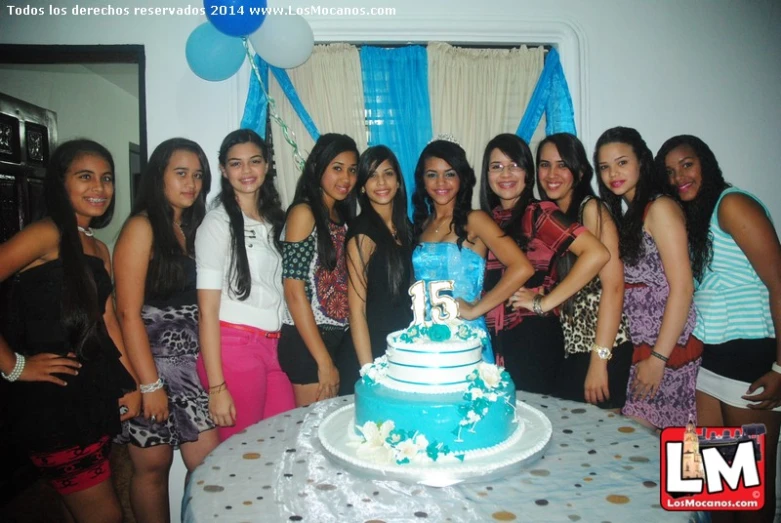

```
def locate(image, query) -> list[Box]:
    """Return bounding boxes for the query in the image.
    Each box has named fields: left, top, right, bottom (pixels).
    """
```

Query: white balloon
left=249, top=14, right=314, bottom=69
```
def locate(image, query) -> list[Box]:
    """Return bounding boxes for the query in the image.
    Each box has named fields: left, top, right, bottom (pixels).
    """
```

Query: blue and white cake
left=353, top=321, right=520, bottom=465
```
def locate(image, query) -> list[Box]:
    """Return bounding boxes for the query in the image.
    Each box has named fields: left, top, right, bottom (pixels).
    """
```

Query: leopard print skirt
left=116, top=303, right=215, bottom=448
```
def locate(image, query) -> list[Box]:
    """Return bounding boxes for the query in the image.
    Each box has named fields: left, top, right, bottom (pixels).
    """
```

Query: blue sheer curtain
left=240, top=54, right=320, bottom=141
left=516, top=48, right=576, bottom=142
left=360, top=45, right=432, bottom=218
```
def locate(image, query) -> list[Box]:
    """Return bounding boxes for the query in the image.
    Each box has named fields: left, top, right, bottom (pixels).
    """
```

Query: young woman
left=480, top=134, right=609, bottom=394
left=278, top=133, right=358, bottom=405
left=534, top=133, right=632, bottom=408
left=0, top=139, right=139, bottom=523
left=346, top=146, right=413, bottom=367
left=411, top=138, right=534, bottom=364
left=658, top=134, right=781, bottom=522
left=114, top=138, right=218, bottom=522
left=196, top=129, right=294, bottom=442
left=596, top=127, right=701, bottom=430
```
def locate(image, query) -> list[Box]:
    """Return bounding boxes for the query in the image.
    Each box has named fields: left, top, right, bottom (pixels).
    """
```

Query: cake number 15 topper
left=409, top=280, right=460, bottom=324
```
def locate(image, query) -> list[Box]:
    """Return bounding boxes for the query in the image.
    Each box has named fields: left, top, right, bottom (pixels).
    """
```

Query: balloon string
left=243, top=38, right=306, bottom=171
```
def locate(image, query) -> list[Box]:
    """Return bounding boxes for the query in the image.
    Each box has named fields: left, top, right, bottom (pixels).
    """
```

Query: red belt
left=625, top=282, right=648, bottom=289
left=220, top=321, right=281, bottom=339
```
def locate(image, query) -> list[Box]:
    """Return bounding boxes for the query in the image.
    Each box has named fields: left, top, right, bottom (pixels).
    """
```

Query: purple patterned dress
left=622, top=230, right=702, bottom=428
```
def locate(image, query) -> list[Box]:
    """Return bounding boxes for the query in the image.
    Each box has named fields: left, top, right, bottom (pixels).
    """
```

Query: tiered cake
left=352, top=320, right=520, bottom=465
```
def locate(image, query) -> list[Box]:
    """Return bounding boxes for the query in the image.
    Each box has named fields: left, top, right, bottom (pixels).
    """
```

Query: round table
left=183, top=392, right=703, bottom=522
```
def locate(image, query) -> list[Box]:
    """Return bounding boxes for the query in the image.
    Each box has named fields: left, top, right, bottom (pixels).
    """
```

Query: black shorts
left=278, top=324, right=358, bottom=395
left=553, top=340, right=633, bottom=409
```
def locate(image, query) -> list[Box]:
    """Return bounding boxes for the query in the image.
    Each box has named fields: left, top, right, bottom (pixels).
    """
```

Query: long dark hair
left=655, top=135, right=729, bottom=281
left=537, top=133, right=602, bottom=315
left=217, top=129, right=284, bottom=300
left=348, top=145, right=412, bottom=301
left=131, top=138, right=211, bottom=299
left=479, top=133, right=536, bottom=250
left=289, top=133, right=358, bottom=270
left=412, top=140, right=475, bottom=249
left=595, top=127, right=669, bottom=265
left=537, top=133, right=597, bottom=222
left=44, top=139, right=116, bottom=356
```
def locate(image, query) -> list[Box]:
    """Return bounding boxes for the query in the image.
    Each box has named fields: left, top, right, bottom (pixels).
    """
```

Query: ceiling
left=0, top=62, right=139, bottom=99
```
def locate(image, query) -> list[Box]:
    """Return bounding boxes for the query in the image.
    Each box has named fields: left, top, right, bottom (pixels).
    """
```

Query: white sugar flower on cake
left=394, top=434, right=430, bottom=464
left=354, top=421, right=396, bottom=464
left=359, top=356, right=389, bottom=385
left=357, top=420, right=395, bottom=448
left=477, top=363, right=502, bottom=389
left=468, top=388, right=484, bottom=400
left=353, top=422, right=460, bottom=465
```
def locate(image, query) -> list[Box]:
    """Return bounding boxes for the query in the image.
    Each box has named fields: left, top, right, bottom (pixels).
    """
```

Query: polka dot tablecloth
left=183, top=392, right=704, bottom=522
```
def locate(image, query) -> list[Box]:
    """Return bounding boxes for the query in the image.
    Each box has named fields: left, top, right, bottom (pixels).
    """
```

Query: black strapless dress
left=4, top=256, right=136, bottom=451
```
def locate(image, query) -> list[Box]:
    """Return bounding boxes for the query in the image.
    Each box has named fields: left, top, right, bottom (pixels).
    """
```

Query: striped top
left=693, top=187, right=775, bottom=343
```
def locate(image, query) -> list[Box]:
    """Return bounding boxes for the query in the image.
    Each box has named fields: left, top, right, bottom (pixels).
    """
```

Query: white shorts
left=696, top=367, right=781, bottom=412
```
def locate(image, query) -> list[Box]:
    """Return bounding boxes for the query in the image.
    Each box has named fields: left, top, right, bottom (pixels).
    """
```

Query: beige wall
left=0, top=64, right=140, bottom=249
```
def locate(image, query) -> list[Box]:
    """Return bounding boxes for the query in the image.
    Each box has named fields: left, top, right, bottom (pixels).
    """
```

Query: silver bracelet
left=139, top=377, right=164, bottom=394
left=771, top=362, right=781, bottom=375
left=1, top=352, right=25, bottom=382
left=532, top=294, right=545, bottom=316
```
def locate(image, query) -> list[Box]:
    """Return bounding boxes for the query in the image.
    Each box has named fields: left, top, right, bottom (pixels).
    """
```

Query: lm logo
left=661, top=423, right=765, bottom=511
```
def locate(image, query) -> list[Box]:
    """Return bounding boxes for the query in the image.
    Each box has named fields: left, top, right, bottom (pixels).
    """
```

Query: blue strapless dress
left=412, top=242, right=494, bottom=363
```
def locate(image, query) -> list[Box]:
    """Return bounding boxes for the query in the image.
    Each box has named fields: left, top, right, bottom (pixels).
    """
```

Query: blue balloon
left=186, top=22, right=246, bottom=82
left=204, top=0, right=267, bottom=37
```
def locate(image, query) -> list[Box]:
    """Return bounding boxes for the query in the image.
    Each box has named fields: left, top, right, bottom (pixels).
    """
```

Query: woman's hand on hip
left=743, top=371, right=781, bottom=410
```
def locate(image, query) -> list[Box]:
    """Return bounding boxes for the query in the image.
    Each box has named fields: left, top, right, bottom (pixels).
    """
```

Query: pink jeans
left=197, top=322, right=295, bottom=442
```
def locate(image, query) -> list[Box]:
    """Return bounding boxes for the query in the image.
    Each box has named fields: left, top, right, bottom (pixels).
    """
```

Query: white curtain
left=427, top=42, right=546, bottom=206
left=269, top=43, right=367, bottom=208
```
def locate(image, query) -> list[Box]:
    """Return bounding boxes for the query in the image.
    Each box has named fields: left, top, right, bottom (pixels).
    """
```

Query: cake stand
left=318, top=400, right=552, bottom=487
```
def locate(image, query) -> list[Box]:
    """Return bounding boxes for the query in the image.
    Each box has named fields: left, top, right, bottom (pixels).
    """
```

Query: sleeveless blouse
left=693, top=187, right=774, bottom=343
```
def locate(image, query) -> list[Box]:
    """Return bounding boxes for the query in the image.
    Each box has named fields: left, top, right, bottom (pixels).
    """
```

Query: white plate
left=318, top=400, right=552, bottom=486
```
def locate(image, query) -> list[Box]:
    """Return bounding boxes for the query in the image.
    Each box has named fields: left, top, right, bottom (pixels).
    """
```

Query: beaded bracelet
left=140, top=377, right=164, bottom=394
left=1, top=352, right=25, bottom=382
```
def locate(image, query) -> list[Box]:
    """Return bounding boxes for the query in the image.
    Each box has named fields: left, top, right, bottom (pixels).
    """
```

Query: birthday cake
left=351, top=320, right=520, bottom=465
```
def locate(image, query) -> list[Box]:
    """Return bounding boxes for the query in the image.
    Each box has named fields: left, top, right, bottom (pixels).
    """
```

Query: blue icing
left=354, top=374, right=516, bottom=454
left=428, top=323, right=451, bottom=341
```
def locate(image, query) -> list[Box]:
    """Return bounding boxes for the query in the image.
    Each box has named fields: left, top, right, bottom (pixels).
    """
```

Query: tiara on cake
left=429, top=133, right=461, bottom=146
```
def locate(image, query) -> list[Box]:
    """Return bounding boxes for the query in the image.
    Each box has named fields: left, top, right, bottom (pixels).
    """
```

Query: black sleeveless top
left=144, top=255, right=197, bottom=309
left=4, top=255, right=136, bottom=451
left=346, top=216, right=413, bottom=359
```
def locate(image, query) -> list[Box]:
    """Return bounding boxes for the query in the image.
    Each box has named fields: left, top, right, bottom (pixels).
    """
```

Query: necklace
left=174, top=221, right=184, bottom=235
left=434, top=217, right=451, bottom=234
left=77, top=226, right=94, bottom=237
left=390, top=225, right=399, bottom=242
